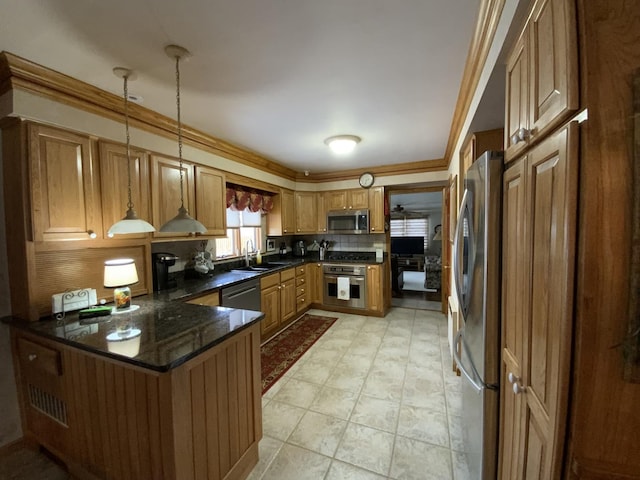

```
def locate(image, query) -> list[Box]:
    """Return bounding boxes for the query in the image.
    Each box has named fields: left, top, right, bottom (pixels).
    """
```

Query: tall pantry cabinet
left=498, top=0, right=579, bottom=478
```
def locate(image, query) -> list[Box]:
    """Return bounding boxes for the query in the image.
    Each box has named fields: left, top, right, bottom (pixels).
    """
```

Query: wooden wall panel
left=569, top=0, right=640, bottom=477
left=33, top=245, right=150, bottom=317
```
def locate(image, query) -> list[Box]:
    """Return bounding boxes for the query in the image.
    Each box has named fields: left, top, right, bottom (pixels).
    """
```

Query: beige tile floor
left=249, top=307, right=470, bottom=480
left=1, top=306, right=469, bottom=480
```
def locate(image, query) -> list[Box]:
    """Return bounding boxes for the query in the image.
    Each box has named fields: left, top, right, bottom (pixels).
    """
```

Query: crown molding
left=0, top=51, right=299, bottom=181
left=443, top=0, right=507, bottom=168
left=298, top=158, right=447, bottom=182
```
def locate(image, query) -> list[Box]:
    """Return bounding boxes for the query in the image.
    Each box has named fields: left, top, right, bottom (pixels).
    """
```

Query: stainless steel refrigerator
left=452, top=151, right=503, bottom=479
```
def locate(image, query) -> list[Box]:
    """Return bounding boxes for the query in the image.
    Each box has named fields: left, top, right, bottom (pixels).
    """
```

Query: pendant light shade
left=108, top=67, right=156, bottom=235
left=159, top=45, right=207, bottom=234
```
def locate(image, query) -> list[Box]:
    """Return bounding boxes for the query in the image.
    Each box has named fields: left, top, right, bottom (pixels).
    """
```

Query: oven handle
left=324, top=274, right=365, bottom=282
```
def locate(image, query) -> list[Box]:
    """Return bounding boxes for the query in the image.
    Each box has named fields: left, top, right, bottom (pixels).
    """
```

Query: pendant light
left=159, top=45, right=207, bottom=234
left=107, top=68, right=156, bottom=235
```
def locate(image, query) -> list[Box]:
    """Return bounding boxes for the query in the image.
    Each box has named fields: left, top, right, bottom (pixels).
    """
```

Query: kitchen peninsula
left=3, top=296, right=264, bottom=480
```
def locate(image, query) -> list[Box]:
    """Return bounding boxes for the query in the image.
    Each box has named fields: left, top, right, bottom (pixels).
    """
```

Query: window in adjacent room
left=390, top=216, right=430, bottom=251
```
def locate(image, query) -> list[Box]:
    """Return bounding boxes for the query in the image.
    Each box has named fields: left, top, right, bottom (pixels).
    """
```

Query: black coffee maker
left=152, top=252, right=179, bottom=291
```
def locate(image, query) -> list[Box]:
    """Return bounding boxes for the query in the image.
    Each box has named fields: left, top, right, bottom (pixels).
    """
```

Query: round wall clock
left=359, top=172, right=375, bottom=189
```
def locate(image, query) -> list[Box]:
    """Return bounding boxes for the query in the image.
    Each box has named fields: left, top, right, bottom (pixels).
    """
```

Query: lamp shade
left=104, top=258, right=139, bottom=287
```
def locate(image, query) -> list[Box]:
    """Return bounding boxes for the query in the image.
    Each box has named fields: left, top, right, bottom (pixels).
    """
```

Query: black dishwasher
left=221, top=278, right=261, bottom=311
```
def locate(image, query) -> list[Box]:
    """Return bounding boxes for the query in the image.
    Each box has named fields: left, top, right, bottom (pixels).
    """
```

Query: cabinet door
left=326, top=191, right=347, bottom=210
left=505, top=31, right=529, bottom=162
left=282, top=190, right=295, bottom=234
left=280, top=277, right=297, bottom=324
left=317, top=192, right=327, bottom=233
left=295, top=191, right=317, bottom=233
left=368, top=186, right=385, bottom=232
left=260, top=284, right=280, bottom=338
left=29, top=124, right=102, bottom=241
left=366, top=265, right=382, bottom=312
left=499, top=158, right=527, bottom=480
left=308, top=263, right=323, bottom=304
left=195, top=165, right=226, bottom=236
left=527, top=0, right=578, bottom=142
left=151, top=155, right=196, bottom=238
left=348, top=189, right=369, bottom=209
left=520, top=123, right=577, bottom=480
left=185, top=290, right=220, bottom=306
left=99, top=141, right=150, bottom=239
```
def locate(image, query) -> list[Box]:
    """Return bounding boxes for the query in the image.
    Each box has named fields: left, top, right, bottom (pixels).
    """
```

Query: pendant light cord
left=123, top=74, right=134, bottom=211
left=175, top=55, right=185, bottom=209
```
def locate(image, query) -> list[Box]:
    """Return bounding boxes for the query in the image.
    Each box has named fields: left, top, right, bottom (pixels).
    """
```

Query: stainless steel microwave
left=327, top=209, right=369, bottom=234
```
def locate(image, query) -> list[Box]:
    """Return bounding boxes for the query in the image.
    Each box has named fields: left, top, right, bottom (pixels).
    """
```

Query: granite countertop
left=4, top=296, right=264, bottom=373
left=3, top=254, right=386, bottom=373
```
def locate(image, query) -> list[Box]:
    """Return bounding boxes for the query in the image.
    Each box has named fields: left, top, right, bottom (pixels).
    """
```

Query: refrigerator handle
left=452, top=189, right=469, bottom=313
left=453, top=329, right=483, bottom=393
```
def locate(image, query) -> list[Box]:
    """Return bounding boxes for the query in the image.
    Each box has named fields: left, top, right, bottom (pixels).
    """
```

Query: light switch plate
left=52, top=288, right=98, bottom=314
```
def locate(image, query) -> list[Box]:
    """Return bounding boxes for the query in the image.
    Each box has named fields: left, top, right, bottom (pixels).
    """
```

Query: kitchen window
left=215, top=208, right=263, bottom=259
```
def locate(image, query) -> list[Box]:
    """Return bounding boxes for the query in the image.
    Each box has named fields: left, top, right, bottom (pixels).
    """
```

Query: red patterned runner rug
left=261, top=314, right=338, bottom=394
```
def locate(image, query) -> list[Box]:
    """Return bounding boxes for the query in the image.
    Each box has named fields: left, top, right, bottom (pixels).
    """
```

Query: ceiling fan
left=391, top=204, right=424, bottom=217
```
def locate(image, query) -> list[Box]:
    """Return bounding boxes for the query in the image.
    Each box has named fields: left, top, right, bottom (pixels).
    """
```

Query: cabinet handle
left=512, top=382, right=525, bottom=395
left=510, top=127, right=530, bottom=145
left=507, top=372, right=518, bottom=384
left=28, top=354, right=37, bottom=362
left=300, top=289, right=305, bottom=293
left=87, top=230, right=97, bottom=239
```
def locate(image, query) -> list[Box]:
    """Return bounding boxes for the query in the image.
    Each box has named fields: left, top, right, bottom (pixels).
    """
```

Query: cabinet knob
left=87, top=230, right=97, bottom=239
left=510, top=127, right=530, bottom=145
left=371, top=227, right=375, bottom=231
left=508, top=372, right=525, bottom=394
left=512, top=382, right=525, bottom=395
left=28, top=353, right=37, bottom=362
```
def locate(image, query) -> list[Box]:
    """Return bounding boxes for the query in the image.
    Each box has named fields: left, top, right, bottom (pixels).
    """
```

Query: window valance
left=226, top=184, right=274, bottom=213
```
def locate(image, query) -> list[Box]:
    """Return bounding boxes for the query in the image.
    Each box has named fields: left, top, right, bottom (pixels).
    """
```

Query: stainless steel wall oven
left=323, top=264, right=367, bottom=309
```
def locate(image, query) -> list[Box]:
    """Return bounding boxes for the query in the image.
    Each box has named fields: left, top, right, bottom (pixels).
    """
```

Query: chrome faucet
left=245, top=239, right=254, bottom=266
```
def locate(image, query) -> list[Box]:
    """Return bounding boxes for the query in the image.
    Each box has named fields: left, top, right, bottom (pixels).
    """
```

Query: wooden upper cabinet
left=294, top=191, right=317, bottom=234
left=194, top=165, right=226, bottom=236
left=99, top=141, right=150, bottom=239
left=505, top=0, right=578, bottom=162
left=281, top=189, right=295, bottom=234
left=316, top=192, right=327, bottom=233
left=368, top=186, right=385, bottom=233
left=150, top=154, right=196, bottom=238
left=326, top=189, right=369, bottom=211
left=461, top=128, right=504, bottom=176
left=267, top=189, right=295, bottom=236
left=29, top=124, right=102, bottom=242
left=505, top=31, right=529, bottom=162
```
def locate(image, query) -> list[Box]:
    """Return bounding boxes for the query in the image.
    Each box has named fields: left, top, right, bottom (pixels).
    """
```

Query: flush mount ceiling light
left=324, top=135, right=361, bottom=155
left=107, top=67, right=156, bottom=236
left=159, top=45, right=207, bottom=234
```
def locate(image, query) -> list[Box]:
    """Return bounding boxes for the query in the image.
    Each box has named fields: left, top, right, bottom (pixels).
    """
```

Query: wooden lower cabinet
left=498, top=122, right=578, bottom=479
left=295, top=265, right=309, bottom=312
left=185, top=290, right=220, bottom=306
left=366, top=265, right=382, bottom=313
left=260, top=268, right=296, bottom=341
left=308, top=263, right=324, bottom=304
left=11, top=326, right=262, bottom=480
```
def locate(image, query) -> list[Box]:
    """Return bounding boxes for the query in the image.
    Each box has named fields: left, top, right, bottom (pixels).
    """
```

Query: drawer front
left=186, top=290, right=220, bottom=306
left=17, top=337, right=62, bottom=376
left=296, top=295, right=307, bottom=310
left=280, top=268, right=295, bottom=282
left=296, top=276, right=306, bottom=287
left=296, top=266, right=306, bottom=276
left=261, top=272, right=281, bottom=289
left=296, top=285, right=307, bottom=297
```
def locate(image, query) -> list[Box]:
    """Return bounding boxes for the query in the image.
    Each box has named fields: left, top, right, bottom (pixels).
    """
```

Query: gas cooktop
left=325, top=252, right=377, bottom=262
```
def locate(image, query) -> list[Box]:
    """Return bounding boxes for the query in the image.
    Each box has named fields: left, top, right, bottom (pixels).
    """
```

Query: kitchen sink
left=230, top=263, right=285, bottom=273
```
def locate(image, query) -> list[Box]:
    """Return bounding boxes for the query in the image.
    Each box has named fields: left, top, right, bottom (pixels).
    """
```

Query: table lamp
left=104, top=258, right=140, bottom=313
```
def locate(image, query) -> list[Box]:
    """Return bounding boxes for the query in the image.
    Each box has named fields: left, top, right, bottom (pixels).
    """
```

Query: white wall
left=0, top=129, right=24, bottom=447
